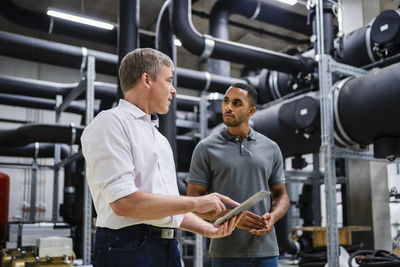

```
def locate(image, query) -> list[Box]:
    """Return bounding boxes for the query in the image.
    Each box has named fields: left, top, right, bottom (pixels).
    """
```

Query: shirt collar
left=118, top=99, right=159, bottom=127
left=220, top=127, right=256, bottom=142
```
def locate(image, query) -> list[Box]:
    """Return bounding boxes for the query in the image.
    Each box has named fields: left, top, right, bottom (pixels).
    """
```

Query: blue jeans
left=212, top=256, right=279, bottom=267
left=93, top=226, right=181, bottom=267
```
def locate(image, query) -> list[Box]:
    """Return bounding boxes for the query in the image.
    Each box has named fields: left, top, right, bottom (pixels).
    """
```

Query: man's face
left=222, top=86, right=254, bottom=127
left=149, top=65, right=176, bottom=114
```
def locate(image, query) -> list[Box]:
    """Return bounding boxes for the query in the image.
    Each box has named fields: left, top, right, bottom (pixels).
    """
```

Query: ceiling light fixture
left=47, top=8, right=115, bottom=30
left=275, top=0, right=297, bottom=5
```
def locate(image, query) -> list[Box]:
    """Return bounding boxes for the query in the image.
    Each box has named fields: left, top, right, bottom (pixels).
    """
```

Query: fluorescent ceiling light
left=174, top=39, right=182, bottom=47
left=47, top=8, right=115, bottom=30
left=276, top=0, right=297, bottom=5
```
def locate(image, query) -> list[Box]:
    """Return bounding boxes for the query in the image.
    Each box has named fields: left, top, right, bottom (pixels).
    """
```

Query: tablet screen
left=213, top=190, right=271, bottom=226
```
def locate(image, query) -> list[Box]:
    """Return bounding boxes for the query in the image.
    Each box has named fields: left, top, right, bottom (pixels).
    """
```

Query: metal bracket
left=200, top=35, right=215, bottom=59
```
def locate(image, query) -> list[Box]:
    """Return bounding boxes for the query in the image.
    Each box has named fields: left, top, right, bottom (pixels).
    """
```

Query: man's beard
left=223, top=118, right=241, bottom=127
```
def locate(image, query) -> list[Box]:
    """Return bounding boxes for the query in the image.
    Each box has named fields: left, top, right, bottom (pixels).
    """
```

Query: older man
left=81, top=48, right=242, bottom=267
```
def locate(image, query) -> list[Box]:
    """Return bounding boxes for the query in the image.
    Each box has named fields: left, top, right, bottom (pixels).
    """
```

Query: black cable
left=349, top=249, right=400, bottom=267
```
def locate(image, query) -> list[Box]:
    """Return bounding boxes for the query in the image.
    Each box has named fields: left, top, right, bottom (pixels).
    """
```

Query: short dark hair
left=118, top=48, right=173, bottom=93
left=231, top=83, right=258, bottom=106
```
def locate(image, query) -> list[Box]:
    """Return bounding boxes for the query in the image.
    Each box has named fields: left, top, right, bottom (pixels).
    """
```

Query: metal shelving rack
left=315, top=0, right=370, bottom=265
left=52, top=55, right=96, bottom=264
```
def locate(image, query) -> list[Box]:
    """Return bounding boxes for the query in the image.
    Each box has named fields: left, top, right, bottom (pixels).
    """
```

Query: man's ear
left=141, top=73, right=151, bottom=87
left=249, top=106, right=256, bottom=117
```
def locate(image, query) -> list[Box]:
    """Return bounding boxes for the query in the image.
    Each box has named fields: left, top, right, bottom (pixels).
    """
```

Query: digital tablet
left=213, top=190, right=271, bottom=226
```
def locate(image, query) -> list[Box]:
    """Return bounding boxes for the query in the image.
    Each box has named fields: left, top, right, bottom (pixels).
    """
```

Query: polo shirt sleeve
left=81, top=112, right=137, bottom=204
left=187, top=141, right=210, bottom=188
left=269, top=143, right=286, bottom=186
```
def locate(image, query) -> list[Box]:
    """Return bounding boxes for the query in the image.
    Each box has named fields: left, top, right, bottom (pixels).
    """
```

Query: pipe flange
left=203, top=71, right=211, bottom=92
left=200, top=34, right=215, bottom=59
left=249, top=2, right=261, bottom=20
left=365, top=26, right=376, bottom=63
left=80, top=47, right=88, bottom=75
left=268, top=71, right=281, bottom=100
left=70, top=123, right=77, bottom=147
left=333, top=77, right=360, bottom=148
left=34, top=142, right=40, bottom=159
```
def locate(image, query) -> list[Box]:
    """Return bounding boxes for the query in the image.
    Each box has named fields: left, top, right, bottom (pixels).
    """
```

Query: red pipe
left=0, top=171, right=10, bottom=247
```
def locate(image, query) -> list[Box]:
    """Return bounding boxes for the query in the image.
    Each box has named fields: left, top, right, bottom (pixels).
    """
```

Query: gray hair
left=118, top=48, right=174, bottom=93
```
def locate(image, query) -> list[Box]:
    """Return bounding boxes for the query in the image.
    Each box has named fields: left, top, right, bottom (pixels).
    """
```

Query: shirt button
left=235, top=137, right=239, bottom=142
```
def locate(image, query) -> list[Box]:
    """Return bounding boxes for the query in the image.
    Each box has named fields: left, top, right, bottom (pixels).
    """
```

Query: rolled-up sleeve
left=81, top=112, right=137, bottom=204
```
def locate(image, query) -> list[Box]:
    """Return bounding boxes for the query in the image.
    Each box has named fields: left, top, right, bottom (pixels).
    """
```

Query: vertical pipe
left=117, top=0, right=140, bottom=100
left=156, top=0, right=178, bottom=164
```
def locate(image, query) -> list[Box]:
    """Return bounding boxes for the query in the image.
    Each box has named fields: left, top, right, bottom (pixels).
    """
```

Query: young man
left=187, top=83, right=290, bottom=267
left=81, top=48, right=243, bottom=267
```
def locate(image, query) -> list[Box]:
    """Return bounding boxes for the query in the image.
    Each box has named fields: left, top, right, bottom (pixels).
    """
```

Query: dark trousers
left=93, top=225, right=182, bottom=267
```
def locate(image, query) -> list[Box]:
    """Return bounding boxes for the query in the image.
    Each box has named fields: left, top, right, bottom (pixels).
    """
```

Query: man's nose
left=171, top=86, right=177, bottom=95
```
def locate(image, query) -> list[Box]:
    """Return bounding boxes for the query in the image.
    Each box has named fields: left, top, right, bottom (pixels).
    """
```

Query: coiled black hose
left=349, top=249, right=400, bottom=266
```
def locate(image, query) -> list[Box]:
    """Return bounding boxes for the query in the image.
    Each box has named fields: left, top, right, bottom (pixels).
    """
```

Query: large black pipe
left=0, top=93, right=96, bottom=115
left=0, top=74, right=116, bottom=100
left=0, top=31, right=118, bottom=76
left=0, top=124, right=84, bottom=147
left=117, top=0, right=139, bottom=99
left=335, top=62, right=400, bottom=158
left=0, top=143, right=70, bottom=159
left=309, top=2, right=335, bottom=55
left=251, top=62, right=400, bottom=159
left=155, top=0, right=178, bottom=164
left=0, top=0, right=117, bottom=45
left=335, top=9, right=400, bottom=67
left=171, top=0, right=314, bottom=74
left=208, top=0, right=311, bottom=76
left=251, top=92, right=321, bottom=158
left=0, top=31, right=244, bottom=95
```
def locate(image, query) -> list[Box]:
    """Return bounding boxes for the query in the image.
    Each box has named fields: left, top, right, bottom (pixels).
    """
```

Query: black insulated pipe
left=0, top=31, right=118, bottom=76
left=117, top=0, right=139, bottom=99
left=251, top=63, right=400, bottom=159
left=172, top=0, right=314, bottom=74
left=208, top=0, right=310, bottom=75
left=335, top=62, right=400, bottom=159
left=0, top=0, right=117, bottom=45
left=0, top=74, right=116, bottom=100
left=155, top=0, right=178, bottom=164
left=309, top=2, right=335, bottom=55
left=0, top=143, right=70, bottom=159
left=0, top=31, right=244, bottom=96
left=0, top=124, right=84, bottom=147
left=0, top=93, right=96, bottom=115
left=251, top=92, right=321, bottom=158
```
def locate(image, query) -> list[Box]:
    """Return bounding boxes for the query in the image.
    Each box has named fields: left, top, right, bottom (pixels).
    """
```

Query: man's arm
left=187, top=184, right=267, bottom=230
left=249, top=184, right=290, bottom=235
left=110, top=190, right=239, bottom=219
left=180, top=212, right=243, bottom=238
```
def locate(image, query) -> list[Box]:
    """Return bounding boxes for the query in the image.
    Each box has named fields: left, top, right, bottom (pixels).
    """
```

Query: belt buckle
left=161, top=228, right=175, bottom=239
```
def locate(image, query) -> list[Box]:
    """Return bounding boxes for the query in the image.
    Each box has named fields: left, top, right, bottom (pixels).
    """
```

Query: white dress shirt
left=81, top=99, right=184, bottom=229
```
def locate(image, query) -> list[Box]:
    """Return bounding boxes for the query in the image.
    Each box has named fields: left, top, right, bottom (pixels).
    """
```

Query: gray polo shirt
left=187, top=127, right=285, bottom=258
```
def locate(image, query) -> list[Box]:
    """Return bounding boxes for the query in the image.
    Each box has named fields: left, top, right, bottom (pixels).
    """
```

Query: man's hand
left=204, top=213, right=244, bottom=238
left=192, top=192, right=239, bottom=216
left=248, top=212, right=276, bottom=235
left=237, top=211, right=268, bottom=230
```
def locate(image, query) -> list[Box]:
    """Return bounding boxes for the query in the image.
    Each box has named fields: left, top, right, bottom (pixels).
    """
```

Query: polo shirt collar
left=118, top=99, right=159, bottom=126
left=220, top=127, right=256, bottom=142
